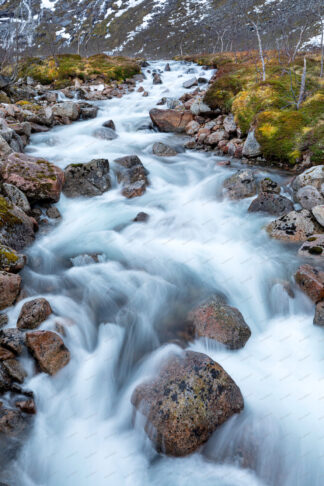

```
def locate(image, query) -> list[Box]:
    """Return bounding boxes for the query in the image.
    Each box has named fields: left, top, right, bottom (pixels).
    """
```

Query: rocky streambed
left=0, top=60, right=323, bottom=486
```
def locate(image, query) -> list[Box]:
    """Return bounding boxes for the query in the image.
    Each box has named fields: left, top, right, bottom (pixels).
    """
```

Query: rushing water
left=3, top=61, right=324, bottom=486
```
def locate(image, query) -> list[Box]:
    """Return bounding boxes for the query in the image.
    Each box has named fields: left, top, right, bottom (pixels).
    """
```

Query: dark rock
left=248, top=193, right=294, bottom=216
left=103, top=120, right=116, bottom=131
left=2, top=359, right=27, bottom=384
left=152, top=142, right=178, bottom=157
left=17, top=298, right=52, bottom=330
left=0, top=196, right=35, bottom=251
left=26, top=330, right=70, bottom=375
left=0, top=407, right=26, bottom=437
left=133, top=212, right=149, bottom=222
left=0, top=328, right=25, bottom=355
left=153, top=73, right=162, bottom=84
left=79, top=104, right=98, bottom=119
left=2, top=183, right=31, bottom=214
left=164, top=63, right=171, bottom=72
left=63, top=159, right=111, bottom=198
left=93, top=127, right=118, bottom=140
left=45, top=206, right=61, bottom=219
left=131, top=351, right=244, bottom=456
left=0, top=272, right=21, bottom=311
left=114, top=155, right=148, bottom=199
left=0, top=315, right=8, bottom=329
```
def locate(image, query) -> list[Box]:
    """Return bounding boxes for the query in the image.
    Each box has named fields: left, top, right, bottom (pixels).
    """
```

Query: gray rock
left=93, top=127, right=118, bottom=140
left=298, top=234, right=324, bottom=258
left=248, top=193, right=294, bottom=216
left=267, top=209, right=322, bottom=242
left=114, top=155, right=148, bottom=198
left=153, top=73, right=162, bottom=85
left=0, top=134, right=13, bottom=159
left=295, top=186, right=324, bottom=210
left=185, top=120, right=200, bottom=135
left=0, top=196, right=35, bottom=251
left=46, top=206, right=61, bottom=219
left=223, top=114, right=237, bottom=135
left=260, top=177, right=281, bottom=194
left=206, top=130, right=228, bottom=146
left=52, top=102, right=80, bottom=121
left=242, top=130, right=262, bottom=158
left=102, top=120, right=116, bottom=130
left=63, top=159, right=111, bottom=198
left=183, top=77, right=198, bottom=89
left=190, top=98, right=211, bottom=116
left=152, top=142, right=178, bottom=157
left=223, top=169, right=257, bottom=200
left=0, top=244, right=25, bottom=273
left=312, top=205, right=324, bottom=227
left=292, top=165, right=324, bottom=193
left=2, top=183, right=31, bottom=214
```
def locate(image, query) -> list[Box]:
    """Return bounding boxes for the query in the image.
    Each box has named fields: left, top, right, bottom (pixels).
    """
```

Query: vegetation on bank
left=18, top=54, right=141, bottom=88
left=179, top=52, right=324, bottom=166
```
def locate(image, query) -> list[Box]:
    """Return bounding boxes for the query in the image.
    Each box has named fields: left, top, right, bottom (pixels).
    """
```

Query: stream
left=4, top=60, right=324, bottom=486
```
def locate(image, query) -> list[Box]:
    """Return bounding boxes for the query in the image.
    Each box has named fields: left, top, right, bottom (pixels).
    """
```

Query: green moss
left=0, top=197, right=21, bottom=228
left=0, top=246, right=19, bottom=268
left=204, top=74, right=242, bottom=112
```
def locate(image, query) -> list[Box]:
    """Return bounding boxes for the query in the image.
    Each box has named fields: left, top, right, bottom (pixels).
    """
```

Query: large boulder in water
left=242, top=130, right=262, bottom=158
left=295, top=186, right=324, bottom=210
left=114, top=155, right=148, bottom=198
left=63, top=159, right=111, bottom=198
left=0, top=196, right=35, bottom=251
left=292, top=165, right=324, bottom=193
left=152, top=142, right=177, bottom=157
left=295, top=264, right=324, bottom=302
left=17, top=298, right=52, bottom=330
left=0, top=272, right=21, bottom=311
left=188, top=297, right=251, bottom=349
left=223, top=169, right=257, bottom=200
left=0, top=153, right=64, bottom=203
left=266, top=209, right=322, bottom=242
left=131, top=351, right=244, bottom=456
left=0, top=245, right=25, bottom=273
left=149, top=109, right=194, bottom=133
left=26, top=330, right=70, bottom=375
left=248, top=193, right=294, bottom=217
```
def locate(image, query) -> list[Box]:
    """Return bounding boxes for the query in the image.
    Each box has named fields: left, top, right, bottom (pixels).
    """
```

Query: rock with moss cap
left=2, top=183, right=31, bottom=215
left=0, top=245, right=25, bottom=273
left=0, top=196, right=35, bottom=251
left=131, top=350, right=244, bottom=456
left=63, top=159, right=111, bottom=198
left=298, top=235, right=324, bottom=259
left=0, top=153, right=64, bottom=203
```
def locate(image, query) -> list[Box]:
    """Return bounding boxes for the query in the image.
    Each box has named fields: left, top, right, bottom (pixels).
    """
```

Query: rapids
left=3, top=61, right=324, bottom=486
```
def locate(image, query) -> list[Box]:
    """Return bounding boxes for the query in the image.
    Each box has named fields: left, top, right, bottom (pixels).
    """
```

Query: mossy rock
left=0, top=245, right=25, bottom=273
left=0, top=196, right=35, bottom=251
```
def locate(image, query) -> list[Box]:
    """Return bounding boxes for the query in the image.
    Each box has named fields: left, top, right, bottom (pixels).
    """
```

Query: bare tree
left=297, top=57, right=307, bottom=109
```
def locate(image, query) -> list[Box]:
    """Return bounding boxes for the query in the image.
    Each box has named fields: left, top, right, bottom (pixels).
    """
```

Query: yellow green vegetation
left=181, top=51, right=324, bottom=166
left=19, top=54, right=141, bottom=87
left=0, top=244, right=19, bottom=268
left=0, top=196, right=20, bottom=227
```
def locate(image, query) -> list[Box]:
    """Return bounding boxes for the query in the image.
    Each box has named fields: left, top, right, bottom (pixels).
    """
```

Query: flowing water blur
left=4, top=61, right=324, bottom=485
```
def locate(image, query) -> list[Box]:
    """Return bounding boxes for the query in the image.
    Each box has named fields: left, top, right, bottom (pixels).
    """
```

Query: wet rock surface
left=152, top=142, right=178, bottom=157
left=0, top=272, right=21, bottom=311
left=267, top=210, right=322, bottom=242
left=248, top=193, right=294, bottom=217
left=295, top=265, right=324, bottom=302
left=0, top=196, right=35, bottom=251
left=114, top=155, right=148, bottom=198
left=223, top=169, right=257, bottom=200
left=150, top=109, right=194, bottom=133
left=17, top=298, right=52, bottom=330
left=0, top=245, right=25, bottom=273
left=26, top=330, right=70, bottom=375
left=63, top=159, right=111, bottom=198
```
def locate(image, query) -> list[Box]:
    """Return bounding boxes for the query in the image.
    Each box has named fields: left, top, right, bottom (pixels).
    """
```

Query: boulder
left=0, top=196, right=35, bottom=251
left=103, top=120, right=116, bottom=131
left=1, top=153, right=64, bottom=203
left=63, top=159, right=111, bottom=198
left=131, top=351, right=244, bottom=456
left=248, top=193, right=294, bottom=216
left=15, top=398, right=36, bottom=414
left=133, top=212, right=149, bottom=222
left=26, top=330, right=70, bottom=375
left=185, top=120, right=200, bottom=135
left=183, top=78, right=198, bottom=89
left=0, top=315, right=8, bottom=329
left=188, top=297, right=251, bottom=349
left=242, top=130, right=262, bottom=158
left=52, top=102, right=80, bottom=121
left=298, top=235, right=324, bottom=258
left=93, top=127, right=118, bottom=140
left=2, top=183, right=31, bottom=214
left=295, top=265, right=324, bottom=302
left=292, top=165, right=324, bottom=193
left=314, top=301, right=324, bottom=326
left=0, top=407, right=26, bottom=437
left=153, top=73, right=162, bottom=85
left=223, top=114, right=237, bottom=135
left=2, top=358, right=27, bottom=384
left=205, top=130, right=229, bottom=146
left=190, top=98, right=211, bottom=116
left=312, top=205, right=324, bottom=227
left=260, top=177, right=281, bottom=194
left=0, top=328, right=25, bottom=355
left=17, top=298, right=52, bottom=330
left=79, top=104, right=98, bottom=120
left=164, top=63, right=171, bottom=72
left=295, top=186, right=324, bottom=210
left=0, top=245, right=25, bottom=273
left=114, top=155, right=148, bottom=199
left=0, top=134, right=13, bottom=159
left=150, top=109, right=194, bottom=133
left=45, top=206, right=61, bottom=219
left=266, top=210, right=321, bottom=242
left=223, top=169, right=257, bottom=200
left=152, top=142, right=178, bottom=157
left=0, top=272, right=21, bottom=310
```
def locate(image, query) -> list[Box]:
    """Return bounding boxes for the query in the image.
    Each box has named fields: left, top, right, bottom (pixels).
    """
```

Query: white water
left=4, top=61, right=324, bottom=486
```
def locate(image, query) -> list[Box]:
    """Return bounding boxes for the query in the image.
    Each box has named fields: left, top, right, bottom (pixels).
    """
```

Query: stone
left=17, top=298, right=52, bottom=330
left=63, top=159, right=111, bottom=198
left=188, top=297, right=251, bottom=349
left=164, top=63, right=171, bottom=72
left=52, top=102, right=80, bottom=121
left=0, top=407, right=26, bottom=437
left=79, top=104, right=98, bottom=119
left=0, top=245, right=25, bottom=273
left=205, top=130, right=228, bottom=146
left=103, top=120, right=116, bottom=131
left=0, top=134, right=13, bottom=159
left=185, top=120, right=200, bottom=135
left=292, top=165, right=324, bottom=193
left=131, top=351, right=244, bottom=456
left=152, top=142, right=178, bottom=157
left=0, top=328, right=25, bottom=355
left=298, top=234, right=324, bottom=258
left=223, top=114, right=237, bottom=135
left=295, top=186, right=324, bottom=210
left=45, top=206, right=61, bottom=219
left=0, top=315, right=8, bottom=329
left=2, top=183, right=31, bottom=214
left=260, top=177, right=281, bottom=194
left=0, top=272, right=21, bottom=311
left=312, top=205, right=324, bottom=227
left=248, top=193, right=294, bottom=216
left=183, top=78, right=198, bottom=89
left=26, top=330, right=70, bottom=375
left=0, top=196, right=35, bottom=251
left=133, top=212, right=149, bottom=222
left=150, top=109, right=194, bottom=133
left=223, top=169, right=257, bottom=200
left=0, top=347, right=15, bottom=360
left=1, top=153, right=64, bottom=203
left=114, top=155, right=148, bottom=199
left=190, top=98, right=211, bottom=116
left=242, top=130, right=262, bottom=158
left=314, top=301, right=324, bottom=326
left=153, top=73, right=162, bottom=84
left=266, top=210, right=321, bottom=242
left=295, top=265, right=324, bottom=302
left=15, top=399, right=36, bottom=414
left=93, top=127, right=118, bottom=140
left=2, top=359, right=27, bottom=384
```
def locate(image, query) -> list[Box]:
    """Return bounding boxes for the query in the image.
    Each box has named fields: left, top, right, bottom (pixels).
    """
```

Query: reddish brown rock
left=1, top=153, right=64, bottom=203
left=114, top=155, right=148, bottom=199
left=2, top=358, right=27, bottom=384
left=0, top=407, right=26, bottom=436
left=314, top=301, right=324, bottom=326
left=26, top=330, right=70, bottom=375
left=0, top=346, right=15, bottom=360
left=0, top=271, right=21, bottom=311
left=15, top=399, right=36, bottom=414
left=131, top=351, right=244, bottom=456
left=17, top=298, right=52, bottom=330
left=149, top=109, right=194, bottom=133
left=188, top=297, right=251, bottom=349
left=295, top=265, right=324, bottom=302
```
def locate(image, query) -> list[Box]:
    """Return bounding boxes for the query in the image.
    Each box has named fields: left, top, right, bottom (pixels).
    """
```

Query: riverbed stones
left=0, top=328, right=25, bottom=355
left=260, top=178, right=281, bottom=194
left=0, top=407, right=26, bottom=436
left=295, top=265, right=324, bottom=302
left=1, top=153, right=64, bottom=203
left=52, top=102, right=80, bottom=121
left=2, top=183, right=31, bottom=214
left=188, top=297, right=251, bottom=349
left=185, top=120, right=200, bottom=135
left=0, top=196, right=35, bottom=251
left=292, top=165, right=324, bottom=193
left=63, top=159, right=111, bottom=198
left=314, top=301, right=324, bottom=326
left=206, top=130, right=228, bottom=146
left=26, top=330, right=70, bottom=375
left=153, top=73, right=162, bottom=84
left=149, top=109, right=194, bottom=133
left=0, top=245, right=25, bottom=273
left=133, top=212, right=149, bottom=222
left=93, top=127, right=118, bottom=140
left=0, top=272, right=21, bottom=310
left=266, top=210, right=321, bottom=242
left=131, top=351, right=244, bottom=456
left=152, top=142, right=178, bottom=157
left=298, top=235, right=324, bottom=258
left=17, top=298, right=52, bottom=330
left=223, top=169, right=257, bottom=200
left=311, top=205, right=324, bottom=227
left=295, top=186, right=324, bottom=210
left=2, top=359, right=27, bottom=384
left=103, top=120, right=116, bottom=130
left=15, top=398, right=36, bottom=414
left=248, top=193, right=294, bottom=217
left=242, top=130, right=262, bottom=158
left=183, top=78, right=198, bottom=89
left=114, top=155, right=148, bottom=198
